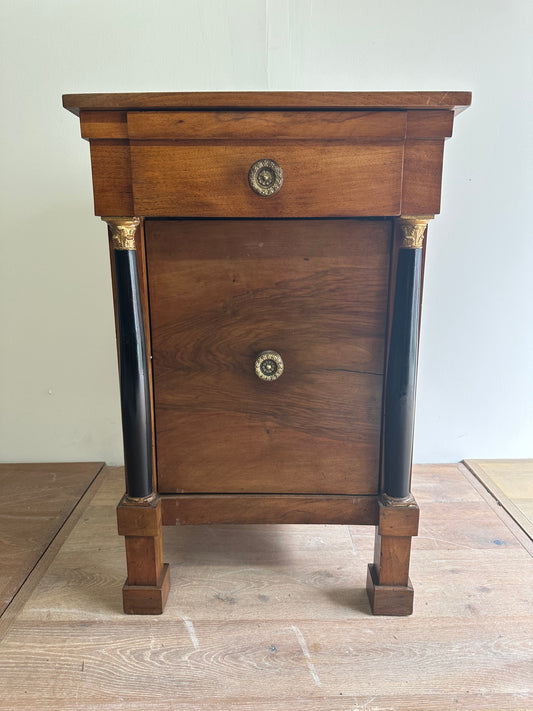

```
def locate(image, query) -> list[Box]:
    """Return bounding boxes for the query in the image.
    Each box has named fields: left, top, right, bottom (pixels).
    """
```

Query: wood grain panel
left=373, top=534, right=412, bottom=586
left=161, top=494, right=378, bottom=525
left=80, top=110, right=128, bottom=139
left=127, top=110, right=406, bottom=140
left=406, top=110, right=454, bottom=138
left=146, top=219, right=390, bottom=495
left=117, top=495, right=162, bottom=537
left=124, top=535, right=163, bottom=586
left=401, top=139, right=445, bottom=215
left=89, top=140, right=133, bottom=216
left=131, top=143, right=403, bottom=217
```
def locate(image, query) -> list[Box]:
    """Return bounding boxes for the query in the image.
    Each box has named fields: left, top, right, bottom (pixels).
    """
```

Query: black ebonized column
left=105, top=218, right=153, bottom=500
left=383, top=218, right=431, bottom=500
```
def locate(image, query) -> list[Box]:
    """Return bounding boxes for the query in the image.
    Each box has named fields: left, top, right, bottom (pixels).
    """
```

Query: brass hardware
left=395, top=215, right=434, bottom=249
left=381, top=493, right=416, bottom=507
left=254, top=350, right=284, bottom=381
left=248, top=159, right=283, bottom=196
left=123, top=492, right=158, bottom=505
left=103, top=217, right=141, bottom=250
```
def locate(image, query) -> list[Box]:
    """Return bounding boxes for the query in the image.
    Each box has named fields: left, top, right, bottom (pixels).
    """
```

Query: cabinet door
left=146, top=219, right=391, bottom=495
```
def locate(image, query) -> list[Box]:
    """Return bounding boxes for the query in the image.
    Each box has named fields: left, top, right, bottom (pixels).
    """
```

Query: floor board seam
left=459, top=461, right=533, bottom=556
left=0, top=463, right=108, bottom=642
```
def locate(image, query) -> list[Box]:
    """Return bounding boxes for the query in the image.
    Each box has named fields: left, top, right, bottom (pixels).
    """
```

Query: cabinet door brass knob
left=254, top=350, right=284, bottom=381
left=248, top=159, right=283, bottom=196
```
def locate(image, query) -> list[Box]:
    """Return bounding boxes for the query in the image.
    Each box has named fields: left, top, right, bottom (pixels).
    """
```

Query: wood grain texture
left=161, top=494, right=378, bottom=526
left=0, top=464, right=531, bottom=710
left=122, top=563, right=170, bottom=614
left=2, top=617, right=530, bottom=706
left=62, top=90, right=472, bottom=115
left=89, top=140, right=133, bottom=216
left=146, top=219, right=390, bottom=495
left=79, top=102, right=463, bottom=218
left=463, top=459, right=533, bottom=540
left=366, top=563, right=414, bottom=615
left=0, top=464, right=110, bottom=644
left=117, top=495, right=161, bottom=537
left=401, top=139, right=445, bottom=215
left=80, top=110, right=128, bottom=139
left=127, top=110, right=407, bottom=140
left=130, top=142, right=403, bottom=217
left=118, top=497, right=166, bottom=612
left=373, top=534, right=412, bottom=587
left=378, top=500, right=419, bottom=537
left=405, top=109, right=454, bottom=138
left=458, top=462, right=533, bottom=558
left=124, top=535, right=163, bottom=586
left=0, top=462, right=104, bottom=616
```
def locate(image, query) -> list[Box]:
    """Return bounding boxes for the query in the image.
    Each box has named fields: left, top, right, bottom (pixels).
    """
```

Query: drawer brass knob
left=254, top=350, right=284, bottom=381
left=248, top=159, right=283, bottom=196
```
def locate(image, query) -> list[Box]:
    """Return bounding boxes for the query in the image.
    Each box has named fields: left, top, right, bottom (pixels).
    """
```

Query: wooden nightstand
left=63, top=91, right=471, bottom=615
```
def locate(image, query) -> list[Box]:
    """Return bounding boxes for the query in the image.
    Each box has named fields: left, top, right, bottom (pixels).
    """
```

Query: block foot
left=122, top=562, right=170, bottom=614
left=366, top=563, right=414, bottom=616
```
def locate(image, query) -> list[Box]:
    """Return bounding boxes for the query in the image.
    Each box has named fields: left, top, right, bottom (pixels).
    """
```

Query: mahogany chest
left=63, top=91, right=471, bottom=615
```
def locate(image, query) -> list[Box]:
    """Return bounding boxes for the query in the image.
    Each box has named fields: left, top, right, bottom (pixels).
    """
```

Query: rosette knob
left=248, top=159, right=283, bottom=196
left=254, top=350, right=284, bottom=382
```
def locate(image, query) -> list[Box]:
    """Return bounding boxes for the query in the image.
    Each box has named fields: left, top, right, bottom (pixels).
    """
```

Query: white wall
left=1, top=0, right=531, bottom=465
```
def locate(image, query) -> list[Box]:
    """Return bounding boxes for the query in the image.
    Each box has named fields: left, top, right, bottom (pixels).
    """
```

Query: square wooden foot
left=122, top=563, right=170, bottom=615
left=366, top=563, right=414, bottom=616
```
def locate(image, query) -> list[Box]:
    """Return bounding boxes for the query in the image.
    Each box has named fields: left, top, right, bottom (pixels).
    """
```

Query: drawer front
left=146, top=219, right=391, bottom=495
left=131, top=143, right=404, bottom=217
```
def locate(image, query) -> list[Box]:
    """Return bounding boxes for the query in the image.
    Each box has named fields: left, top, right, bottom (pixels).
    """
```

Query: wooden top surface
left=63, top=91, right=472, bottom=116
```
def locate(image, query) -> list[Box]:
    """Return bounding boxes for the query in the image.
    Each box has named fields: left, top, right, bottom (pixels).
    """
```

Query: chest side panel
left=146, top=219, right=391, bottom=494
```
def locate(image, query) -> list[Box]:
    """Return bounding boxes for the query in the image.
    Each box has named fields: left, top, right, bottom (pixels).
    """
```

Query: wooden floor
left=464, top=459, right=533, bottom=540
left=0, top=463, right=532, bottom=710
left=0, top=462, right=105, bottom=616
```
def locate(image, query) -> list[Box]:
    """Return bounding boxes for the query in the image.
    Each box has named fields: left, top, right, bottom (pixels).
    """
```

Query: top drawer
left=128, top=110, right=406, bottom=218
left=82, top=106, right=454, bottom=218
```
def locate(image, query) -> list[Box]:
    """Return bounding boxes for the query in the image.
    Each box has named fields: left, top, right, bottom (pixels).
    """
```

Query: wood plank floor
left=0, top=462, right=105, bottom=616
left=464, top=459, right=533, bottom=540
left=0, top=463, right=531, bottom=710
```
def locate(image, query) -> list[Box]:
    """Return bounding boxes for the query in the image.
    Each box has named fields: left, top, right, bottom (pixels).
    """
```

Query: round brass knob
left=248, top=159, right=283, bottom=196
left=254, top=350, right=284, bottom=382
